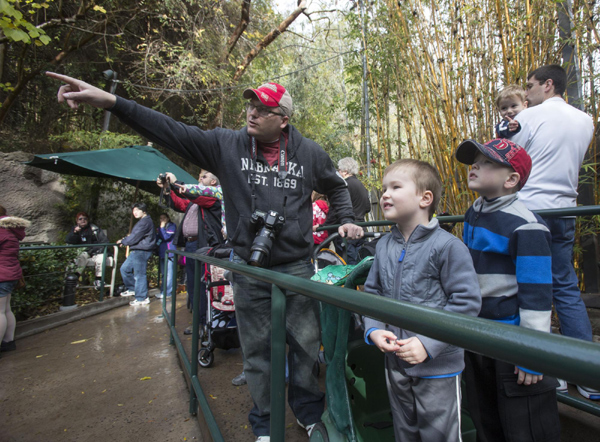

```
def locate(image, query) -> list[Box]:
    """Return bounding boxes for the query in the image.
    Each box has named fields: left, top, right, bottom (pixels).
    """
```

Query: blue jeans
left=159, top=254, right=176, bottom=297
left=185, top=240, right=207, bottom=324
left=120, top=250, right=152, bottom=301
left=231, top=254, right=324, bottom=437
left=545, top=218, right=592, bottom=341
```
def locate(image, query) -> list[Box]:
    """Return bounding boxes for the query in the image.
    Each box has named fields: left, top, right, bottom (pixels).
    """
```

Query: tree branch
left=220, top=0, right=252, bottom=65
left=232, top=1, right=307, bottom=82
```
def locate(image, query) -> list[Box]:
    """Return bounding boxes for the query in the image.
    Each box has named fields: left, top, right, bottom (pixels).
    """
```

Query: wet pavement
left=1, top=295, right=200, bottom=442
left=2, top=293, right=600, bottom=442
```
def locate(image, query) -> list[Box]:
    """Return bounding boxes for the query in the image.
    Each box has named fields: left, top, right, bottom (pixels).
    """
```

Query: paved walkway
left=1, top=295, right=199, bottom=442
left=3, top=294, right=600, bottom=442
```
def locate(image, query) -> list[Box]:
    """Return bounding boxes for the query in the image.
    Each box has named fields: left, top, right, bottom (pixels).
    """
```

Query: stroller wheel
left=198, top=348, right=214, bottom=368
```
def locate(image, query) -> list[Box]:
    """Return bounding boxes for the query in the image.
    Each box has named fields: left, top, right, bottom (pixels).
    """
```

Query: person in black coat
left=65, top=211, right=109, bottom=289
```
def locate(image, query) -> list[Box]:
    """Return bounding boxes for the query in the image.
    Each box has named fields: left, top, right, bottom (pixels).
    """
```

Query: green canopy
left=26, top=145, right=196, bottom=195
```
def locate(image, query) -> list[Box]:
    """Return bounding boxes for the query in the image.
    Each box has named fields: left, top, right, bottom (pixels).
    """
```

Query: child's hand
left=515, top=367, right=543, bottom=385
left=506, top=116, right=520, bottom=132
left=395, top=337, right=428, bottom=364
left=370, top=330, right=401, bottom=353
left=172, top=182, right=186, bottom=194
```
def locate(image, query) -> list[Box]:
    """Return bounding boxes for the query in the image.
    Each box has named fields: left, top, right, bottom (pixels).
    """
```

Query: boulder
left=0, top=151, right=66, bottom=243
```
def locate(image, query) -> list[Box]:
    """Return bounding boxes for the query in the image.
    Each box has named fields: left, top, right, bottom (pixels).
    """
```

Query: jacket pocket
left=229, top=216, right=254, bottom=251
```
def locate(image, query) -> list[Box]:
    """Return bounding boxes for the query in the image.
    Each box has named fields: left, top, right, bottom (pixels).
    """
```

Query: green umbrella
left=26, top=144, right=197, bottom=195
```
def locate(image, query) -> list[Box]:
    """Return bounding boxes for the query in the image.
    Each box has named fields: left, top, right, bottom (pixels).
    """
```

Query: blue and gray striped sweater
left=463, top=194, right=552, bottom=334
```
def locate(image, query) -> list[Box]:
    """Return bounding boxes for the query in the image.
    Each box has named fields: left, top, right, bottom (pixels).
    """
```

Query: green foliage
left=12, top=245, right=79, bottom=320
left=0, top=0, right=52, bottom=45
left=48, top=130, right=144, bottom=152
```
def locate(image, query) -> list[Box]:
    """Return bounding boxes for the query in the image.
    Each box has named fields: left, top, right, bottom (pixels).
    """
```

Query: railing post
left=162, top=254, right=169, bottom=301
left=99, top=245, right=107, bottom=301
left=169, top=261, right=178, bottom=346
left=190, top=259, right=201, bottom=415
left=270, top=285, right=287, bottom=441
left=170, top=252, right=178, bottom=298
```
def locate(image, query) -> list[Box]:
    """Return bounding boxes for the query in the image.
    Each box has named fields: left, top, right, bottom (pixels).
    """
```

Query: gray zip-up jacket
left=363, top=219, right=481, bottom=377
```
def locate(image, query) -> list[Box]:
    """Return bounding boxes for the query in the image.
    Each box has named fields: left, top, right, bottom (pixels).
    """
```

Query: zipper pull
left=398, top=248, right=406, bottom=262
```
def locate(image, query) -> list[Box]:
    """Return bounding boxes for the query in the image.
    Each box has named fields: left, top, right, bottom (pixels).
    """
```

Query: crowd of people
left=1, top=63, right=594, bottom=440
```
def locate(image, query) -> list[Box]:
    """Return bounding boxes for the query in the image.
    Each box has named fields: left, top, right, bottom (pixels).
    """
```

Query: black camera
left=158, top=173, right=168, bottom=184
left=249, top=210, right=285, bottom=267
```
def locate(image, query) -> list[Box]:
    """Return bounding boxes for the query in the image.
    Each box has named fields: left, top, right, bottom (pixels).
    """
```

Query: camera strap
left=250, top=135, right=288, bottom=215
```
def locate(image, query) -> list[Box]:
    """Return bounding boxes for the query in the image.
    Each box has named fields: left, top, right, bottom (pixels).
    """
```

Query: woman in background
left=0, top=204, right=30, bottom=357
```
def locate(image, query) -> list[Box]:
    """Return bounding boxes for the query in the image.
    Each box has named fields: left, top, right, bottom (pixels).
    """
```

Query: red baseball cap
left=456, top=138, right=532, bottom=189
left=243, top=83, right=293, bottom=117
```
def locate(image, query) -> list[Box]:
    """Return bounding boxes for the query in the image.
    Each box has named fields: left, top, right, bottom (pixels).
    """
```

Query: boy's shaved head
left=384, top=159, right=442, bottom=218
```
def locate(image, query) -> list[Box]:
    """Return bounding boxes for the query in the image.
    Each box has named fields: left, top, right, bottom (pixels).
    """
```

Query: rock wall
left=0, top=151, right=66, bottom=243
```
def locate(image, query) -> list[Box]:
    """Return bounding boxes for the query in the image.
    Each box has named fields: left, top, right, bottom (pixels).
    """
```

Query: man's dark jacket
left=110, top=97, right=355, bottom=267
left=66, top=223, right=109, bottom=255
left=346, top=175, right=371, bottom=222
left=120, top=216, right=156, bottom=251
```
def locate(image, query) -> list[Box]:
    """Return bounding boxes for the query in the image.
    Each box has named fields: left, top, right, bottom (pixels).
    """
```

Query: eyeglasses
left=245, top=102, right=285, bottom=118
left=78, top=217, right=88, bottom=221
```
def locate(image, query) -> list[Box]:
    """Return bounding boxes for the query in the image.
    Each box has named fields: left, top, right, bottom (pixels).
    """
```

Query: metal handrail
left=161, top=245, right=600, bottom=440
left=19, top=243, right=118, bottom=301
left=316, top=204, right=600, bottom=230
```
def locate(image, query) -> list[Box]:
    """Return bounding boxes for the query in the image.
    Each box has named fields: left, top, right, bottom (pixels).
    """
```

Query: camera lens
left=248, top=228, right=274, bottom=267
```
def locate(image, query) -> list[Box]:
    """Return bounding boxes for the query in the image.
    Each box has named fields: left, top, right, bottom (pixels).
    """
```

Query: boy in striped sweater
left=456, top=138, right=560, bottom=442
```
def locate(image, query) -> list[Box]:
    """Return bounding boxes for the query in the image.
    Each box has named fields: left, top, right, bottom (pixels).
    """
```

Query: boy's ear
left=420, top=190, right=434, bottom=209
left=505, top=172, right=520, bottom=190
left=523, top=100, right=528, bottom=109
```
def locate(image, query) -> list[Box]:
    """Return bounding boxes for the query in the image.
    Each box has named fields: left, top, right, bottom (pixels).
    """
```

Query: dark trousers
left=464, top=352, right=560, bottom=442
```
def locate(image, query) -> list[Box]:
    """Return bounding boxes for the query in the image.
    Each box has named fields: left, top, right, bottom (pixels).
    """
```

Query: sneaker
left=1, top=340, right=16, bottom=352
left=557, top=379, right=568, bottom=394
left=297, top=419, right=317, bottom=437
left=155, top=292, right=164, bottom=299
left=232, top=372, right=247, bottom=386
left=129, top=298, right=150, bottom=306
left=93, top=280, right=102, bottom=290
left=577, top=385, right=600, bottom=400
left=183, top=326, right=193, bottom=335
left=121, top=290, right=135, bottom=297
left=255, top=437, right=270, bottom=442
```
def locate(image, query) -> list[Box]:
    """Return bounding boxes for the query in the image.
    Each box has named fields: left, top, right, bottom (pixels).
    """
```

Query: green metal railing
left=19, top=243, right=118, bottom=302
left=162, top=241, right=600, bottom=441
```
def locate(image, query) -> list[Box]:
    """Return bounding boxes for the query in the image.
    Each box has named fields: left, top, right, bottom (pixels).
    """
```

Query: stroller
left=197, top=247, right=240, bottom=368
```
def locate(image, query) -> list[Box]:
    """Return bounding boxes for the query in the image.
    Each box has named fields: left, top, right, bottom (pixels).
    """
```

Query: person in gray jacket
left=117, top=203, right=156, bottom=306
left=363, top=159, right=481, bottom=442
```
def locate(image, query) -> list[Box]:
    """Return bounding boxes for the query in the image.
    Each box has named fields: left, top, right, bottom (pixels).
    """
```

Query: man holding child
left=510, top=65, right=597, bottom=400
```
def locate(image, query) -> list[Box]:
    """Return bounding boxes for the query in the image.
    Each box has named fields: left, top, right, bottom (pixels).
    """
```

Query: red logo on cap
left=493, top=139, right=510, bottom=151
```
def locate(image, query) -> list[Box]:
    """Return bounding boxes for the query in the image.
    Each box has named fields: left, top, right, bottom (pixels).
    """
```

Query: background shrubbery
left=14, top=244, right=162, bottom=321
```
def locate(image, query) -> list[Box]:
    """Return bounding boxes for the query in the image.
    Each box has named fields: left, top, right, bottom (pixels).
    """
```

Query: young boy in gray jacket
left=363, top=159, right=481, bottom=442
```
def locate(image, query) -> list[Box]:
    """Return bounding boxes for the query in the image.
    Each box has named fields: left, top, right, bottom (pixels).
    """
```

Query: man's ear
left=523, top=100, right=528, bottom=109
left=279, top=116, right=289, bottom=130
left=505, top=172, right=520, bottom=190
left=420, top=190, right=434, bottom=209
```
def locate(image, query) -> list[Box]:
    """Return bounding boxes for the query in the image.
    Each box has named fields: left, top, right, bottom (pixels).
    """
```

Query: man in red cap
left=47, top=72, right=363, bottom=441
